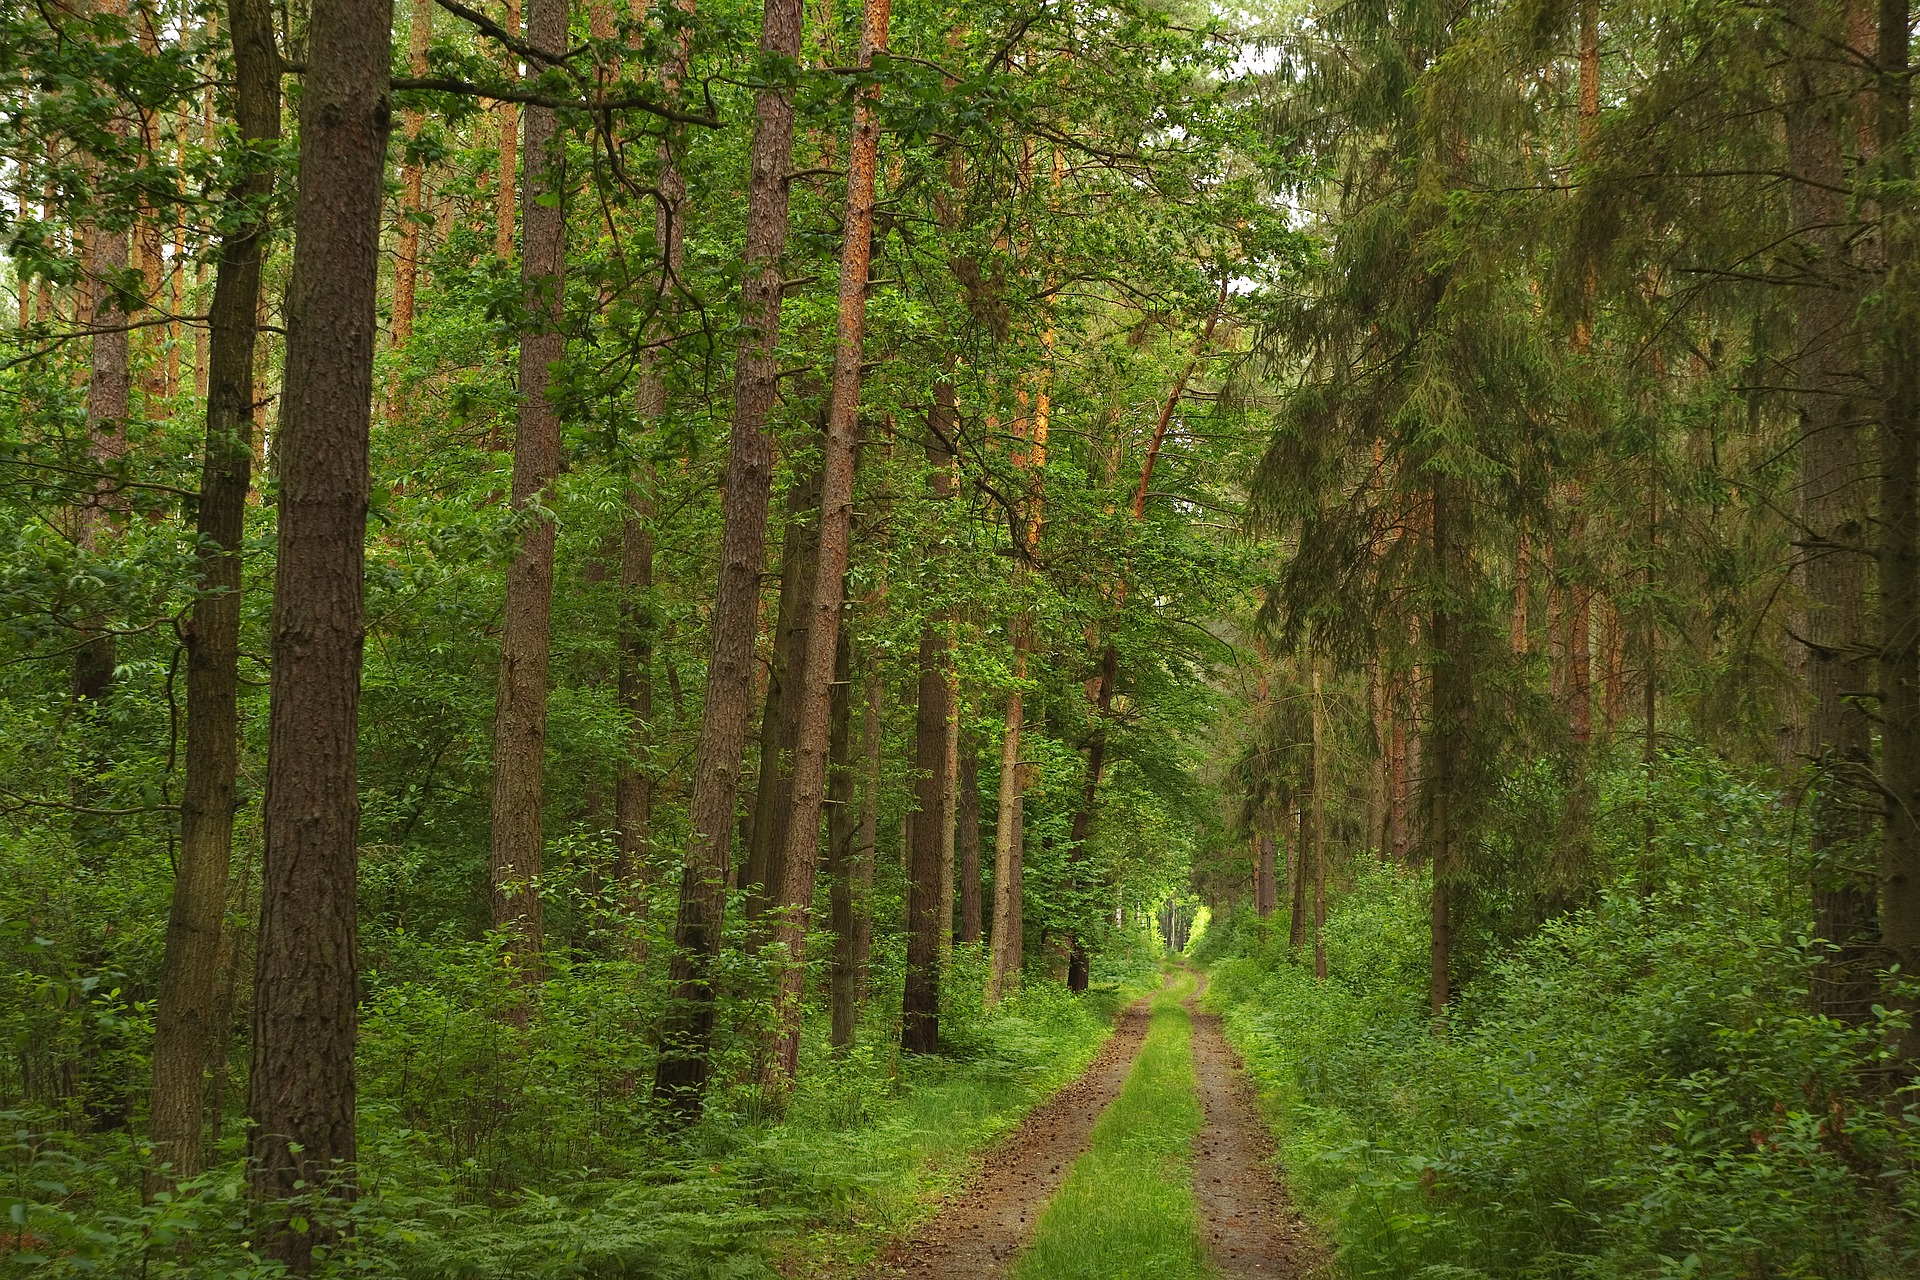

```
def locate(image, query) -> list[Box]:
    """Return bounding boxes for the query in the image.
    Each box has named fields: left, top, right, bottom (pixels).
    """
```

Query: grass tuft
left=1011, top=967, right=1213, bottom=1280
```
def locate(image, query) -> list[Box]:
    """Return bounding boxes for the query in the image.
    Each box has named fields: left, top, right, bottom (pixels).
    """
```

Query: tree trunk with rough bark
left=1427, top=478, right=1471, bottom=1020
left=148, top=0, right=279, bottom=1191
left=1875, top=0, right=1920, bottom=1066
left=904, top=423, right=955, bottom=1054
left=391, top=0, right=431, bottom=344
left=487, top=0, right=570, bottom=975
left=959, top=732, right=981, bottom=943
left=494, top=0, right=518, bottom=263
left=72, top=0, right=132, bottom=745
left=987, top=628, right=1027, bottom=1003
left=653, top=0, right=804, bottom=1119
left=246, top=0, right=391, bottom=1263
left=615, top=0, right=697, bottom=943
left=767, top=0, right=889, bottom=1070
left=1777, top=0, right=1877, bottom=1020
left=744, top=450, right=821, bottom=912
left=825, top=628, right=861, bottom=1049
left=1255, top=830, right=1276, bottom=917
left=1288, top=802, right=1308, bottom=951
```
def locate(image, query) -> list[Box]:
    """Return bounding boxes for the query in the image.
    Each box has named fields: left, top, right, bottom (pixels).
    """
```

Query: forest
left=1, top=0, right=1918, bottom=1272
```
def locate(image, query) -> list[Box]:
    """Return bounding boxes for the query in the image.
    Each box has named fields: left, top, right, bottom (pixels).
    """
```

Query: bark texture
left=487, top=0, right=570, bottom=972
left=653, top=0, right=804, bottom=1118
left=1875, top=0, right=1920, bottom=1065
left=616, top=0, right=697, bottom=929
left=148, top=0, right=279, bottom=1189
left=958, top=733, right=982, bottom=943
left=390, top=0, right=431, bottom=344
left=246, top=0, right=392, bottom=1264
left=904, top=426, right=955, bottom=1054
left=744, top=451, right=821, bottom=911
left=987, top=627, right=1027, bottom=1003
left=768, top=0, right=890, bottom=1077
left=1782, top=0, right=1877, bottom=1020
left=1254, top=830, right=1277, bottom=917
left=1426, top=478, right=1471, bottom=1018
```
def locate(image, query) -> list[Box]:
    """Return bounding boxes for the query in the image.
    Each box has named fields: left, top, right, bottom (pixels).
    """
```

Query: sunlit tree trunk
left=391, top=0, right=432, bottom=345
left=767, top=0, right=890, bottom=1074
left=494, top=0, right=518, bottom=263
left=72, top=0, right=132, bottom=732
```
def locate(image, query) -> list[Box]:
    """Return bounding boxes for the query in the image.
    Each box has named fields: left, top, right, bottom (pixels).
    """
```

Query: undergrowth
left=1199, top=750, right=1920, bottom=1280
left=4, top=932, right=1162, bottom=1278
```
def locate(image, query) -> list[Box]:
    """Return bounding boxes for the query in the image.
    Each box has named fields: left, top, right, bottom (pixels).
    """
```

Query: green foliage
left=3, top=937, right=1149, bottom=1277
left=1205, top=754, right=1920, bottom=1279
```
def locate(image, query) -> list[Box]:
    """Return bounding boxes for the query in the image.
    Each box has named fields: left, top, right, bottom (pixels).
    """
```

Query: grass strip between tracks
left=1010, top=966, right=1211, bottom=1280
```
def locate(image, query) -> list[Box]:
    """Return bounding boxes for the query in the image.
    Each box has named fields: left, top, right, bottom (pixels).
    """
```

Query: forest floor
left=868, top=967, right=1317, bottom=1280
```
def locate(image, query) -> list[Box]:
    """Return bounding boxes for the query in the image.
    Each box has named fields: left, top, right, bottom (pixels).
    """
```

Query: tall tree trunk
left=1255, top=829, right=1276, bottom=917
left=1386, top=673, right=1408, bottom=861
left=831, top=660, right=881, bottom=1044
left=1288, top=800, right=1308, bottom=951
left=1427, top=478, right=1471, bottom=1020
left=1782, top=0, right=1877, bottom=1020
left=904, top=419, right=956, bottom=1054
left=494, top=0, right=518, bottom=262
left=826, top=627, right=862, bottom=1049
left=1562, top=0, right=1599, bottom=747
left=959, top=732, right=982, bottom=943
left=1512, top=529, right=1530, bottom=654
left=939, top=667, right=960, bottom=953
left=616, top=0, right=697, bottom=945
left=987, top=626, right=1028, bottom=1003
left=487, top=0, right=569, bottom=974
left=1367, top=654, right=1388, bottom=856
left=744, top=451, right=821, bottom=911
left=246, top=0, right=391, bottom=1263
left=1875, top=0, right=1920, bottom=1064
left=148, top=0, right=279, bottom=1191
left=768, top=0, right=889, bottom=1066
left=1311, top=664, right=1327, bottom=979
left=72, top=0, right=132, bottom=738
left=391, top=0, right=431, bottom=345
left=653, top=0, right=804, bottom=1119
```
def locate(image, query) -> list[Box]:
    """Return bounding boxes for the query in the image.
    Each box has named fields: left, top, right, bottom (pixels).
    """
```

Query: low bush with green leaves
left=4, top=930, right=1156, bottom=1278
left=1203, top=751, right=1920, bottom=1279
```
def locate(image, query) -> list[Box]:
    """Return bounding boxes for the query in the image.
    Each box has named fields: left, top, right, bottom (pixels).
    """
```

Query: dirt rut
left=1187, top=977, right=1319, bottom=1278
left=871, top=995, right=1155, bottom=1279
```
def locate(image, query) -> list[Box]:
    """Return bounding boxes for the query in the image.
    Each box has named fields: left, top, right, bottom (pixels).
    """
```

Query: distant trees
left=1233, top=0, right=1920, bottom=1067
left=0, top=0, right=1274, bottom=1229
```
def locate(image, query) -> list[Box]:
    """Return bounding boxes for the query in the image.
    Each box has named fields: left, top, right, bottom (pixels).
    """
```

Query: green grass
left=1010, top=967, right=1213, bottom=1280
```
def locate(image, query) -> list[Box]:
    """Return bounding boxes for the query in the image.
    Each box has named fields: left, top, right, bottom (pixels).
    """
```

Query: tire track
left=870, top=991, right=1156, bottom=1279
left=1187, top=971, right=1321, bottom=1278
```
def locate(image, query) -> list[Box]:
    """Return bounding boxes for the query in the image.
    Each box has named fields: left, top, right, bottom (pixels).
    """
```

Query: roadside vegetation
left=1201, top=752, right=1920, bottom=1278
